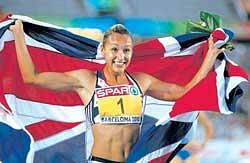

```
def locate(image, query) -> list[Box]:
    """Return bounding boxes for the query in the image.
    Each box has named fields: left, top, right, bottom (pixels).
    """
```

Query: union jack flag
left=0, top=15, right=248, bottom=163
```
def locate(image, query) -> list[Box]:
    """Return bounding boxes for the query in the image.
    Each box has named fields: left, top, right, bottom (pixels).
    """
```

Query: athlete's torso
left=85, top=70, right=144, bottom=162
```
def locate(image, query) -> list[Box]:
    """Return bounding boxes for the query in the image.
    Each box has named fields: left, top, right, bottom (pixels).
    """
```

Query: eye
left=123, top=48, right=131, bottom=54
left=111, top=47, right=118, bottom=53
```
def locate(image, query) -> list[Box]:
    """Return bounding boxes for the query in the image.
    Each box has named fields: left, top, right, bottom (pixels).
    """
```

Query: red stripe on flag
left=212, top=29, right=226, bottom=42
left=26, top=120, right=81, bottom=141
left=133, top=38, right=165, bottom=58
left=0, top=74, right=11, bottom=111
left=170, top=71, right=219, bottom=117
left=226, top=61, right=248, bottom=80
left=149, top=153, right=172, bottom=163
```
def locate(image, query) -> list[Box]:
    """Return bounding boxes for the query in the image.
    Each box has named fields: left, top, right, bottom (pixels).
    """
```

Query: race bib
left=95, top=85, right=142, bottom=123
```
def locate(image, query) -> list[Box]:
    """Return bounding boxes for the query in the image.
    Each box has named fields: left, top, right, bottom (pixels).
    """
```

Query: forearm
left=13, top=30, right=37, bottom=83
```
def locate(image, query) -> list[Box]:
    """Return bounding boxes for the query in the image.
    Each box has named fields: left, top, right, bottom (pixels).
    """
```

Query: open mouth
left=112, top=60, right=128, bottom=66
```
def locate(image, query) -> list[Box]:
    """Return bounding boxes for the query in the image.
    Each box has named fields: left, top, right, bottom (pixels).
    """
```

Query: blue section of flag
left=226, top=86, right=244, bottom=113
left=223, top=28, right=234, bottom=40
left=23, top=22, right=99, bottom=59
left=34, top=133, right=86, bottom=163
left=126, top=121, right=193, bottom=163
left=0, top=122, right=31, bottom=163
left=175, top=32, right=209, bottom=49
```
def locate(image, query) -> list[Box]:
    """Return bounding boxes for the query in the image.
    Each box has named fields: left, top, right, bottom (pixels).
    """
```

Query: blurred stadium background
left=1, top=0, right=250, bottom=162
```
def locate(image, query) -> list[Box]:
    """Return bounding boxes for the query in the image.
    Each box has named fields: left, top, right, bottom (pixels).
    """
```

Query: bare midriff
left=91, top=123, right=140, bottom=162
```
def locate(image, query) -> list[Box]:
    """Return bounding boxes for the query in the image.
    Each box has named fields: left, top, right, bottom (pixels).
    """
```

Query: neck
left=103, top=65, right=128, bottom=85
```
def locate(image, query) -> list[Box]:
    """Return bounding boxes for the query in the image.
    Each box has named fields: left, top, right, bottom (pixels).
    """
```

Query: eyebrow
left=110, top=43, right=132, bottom=47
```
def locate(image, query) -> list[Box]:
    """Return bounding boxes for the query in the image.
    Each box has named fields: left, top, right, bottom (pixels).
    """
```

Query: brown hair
left=102, top=24, right=132, bottom=46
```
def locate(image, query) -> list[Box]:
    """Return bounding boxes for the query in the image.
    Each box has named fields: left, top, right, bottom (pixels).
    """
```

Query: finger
left=219, top=47, right=226, bottom=54
left=9, top=20, right=17, bottom=31
left=9, top=25, right=13, bottom=31
left=208, top=36, right=214, bottom=46
left=9, top=22, right=16, bottom=31
left=16, top=19, right=22, bottom=25
left=209, top=35, right=213, bottom=40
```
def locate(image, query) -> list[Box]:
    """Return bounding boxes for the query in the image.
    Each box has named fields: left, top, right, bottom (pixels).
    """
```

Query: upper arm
left=133, top=73, right=185, bottom=101
left=29, top=69, right=93, bottom=91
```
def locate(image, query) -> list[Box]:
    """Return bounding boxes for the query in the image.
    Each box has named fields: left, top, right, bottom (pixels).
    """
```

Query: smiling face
left=101, top=32, right=133, bottom=75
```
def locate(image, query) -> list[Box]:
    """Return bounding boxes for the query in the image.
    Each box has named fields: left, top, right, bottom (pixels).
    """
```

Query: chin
left=113, top=65, right=126, bottom=73
left=114, top=68, right=125, bottom=74
left=113, top=66, right=126, bottom=74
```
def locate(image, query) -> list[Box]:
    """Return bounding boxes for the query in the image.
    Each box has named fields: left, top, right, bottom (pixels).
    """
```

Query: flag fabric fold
left=0, top=15, right=248, bottom=163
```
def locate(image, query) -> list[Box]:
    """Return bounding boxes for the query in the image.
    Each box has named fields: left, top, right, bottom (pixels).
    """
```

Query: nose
left=116, top=50, right=126, bottom=59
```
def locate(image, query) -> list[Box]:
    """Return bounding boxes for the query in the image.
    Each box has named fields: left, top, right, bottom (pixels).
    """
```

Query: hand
left=9, top=20, right=24, bottom=37
left=207, top=36, right=226, bottom=60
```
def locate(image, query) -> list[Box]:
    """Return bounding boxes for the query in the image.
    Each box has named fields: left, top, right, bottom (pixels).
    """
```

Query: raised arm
left=134, top=36, right=225, bottom=101
left=9, top=20, right=90, bottom=91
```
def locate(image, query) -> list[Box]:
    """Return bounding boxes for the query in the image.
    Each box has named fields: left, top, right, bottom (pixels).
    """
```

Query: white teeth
left=115, top=62, right=124, bottom=65
left=114, top=61, right=126, bottom=64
